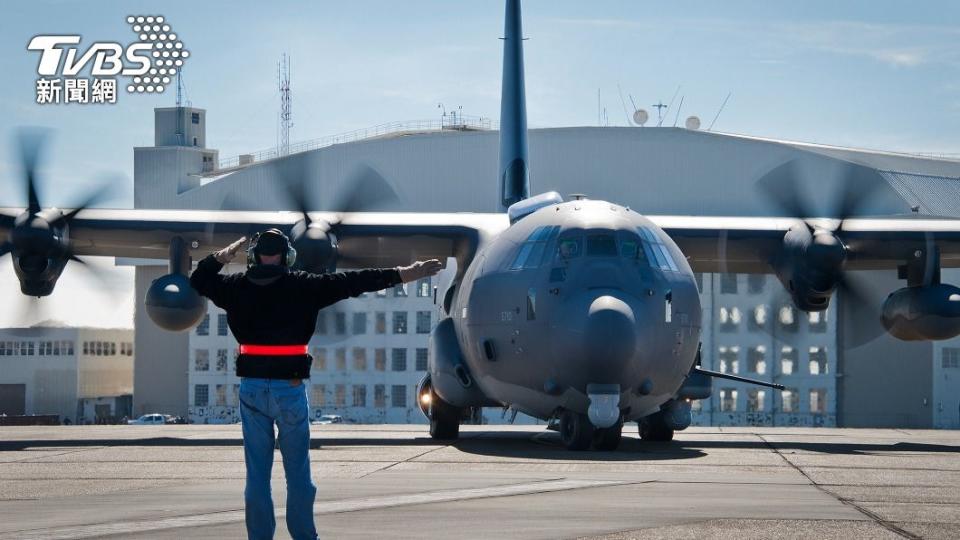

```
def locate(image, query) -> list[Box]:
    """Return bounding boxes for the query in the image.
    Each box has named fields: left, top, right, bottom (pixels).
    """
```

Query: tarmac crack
left=757, top=433, right=922, bottom=540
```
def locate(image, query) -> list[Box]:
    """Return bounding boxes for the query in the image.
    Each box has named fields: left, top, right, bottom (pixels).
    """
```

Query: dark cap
left=255, top=228, right=288, bottom=256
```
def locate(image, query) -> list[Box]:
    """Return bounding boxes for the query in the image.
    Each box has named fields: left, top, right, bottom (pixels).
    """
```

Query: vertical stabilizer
left=498, top=0, right=530, bottom=211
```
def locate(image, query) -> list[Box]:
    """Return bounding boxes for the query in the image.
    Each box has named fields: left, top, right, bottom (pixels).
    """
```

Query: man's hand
left=398, top=259, right=443, bottom=283
left=214, top=236, right=247, bottom=264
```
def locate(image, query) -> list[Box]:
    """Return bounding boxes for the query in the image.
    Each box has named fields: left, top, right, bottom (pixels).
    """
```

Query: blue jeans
left=239, top=378, right=318, bottom=540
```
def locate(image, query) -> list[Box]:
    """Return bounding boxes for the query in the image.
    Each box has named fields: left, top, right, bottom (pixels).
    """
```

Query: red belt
left=239, top=344, right=308, bottom=356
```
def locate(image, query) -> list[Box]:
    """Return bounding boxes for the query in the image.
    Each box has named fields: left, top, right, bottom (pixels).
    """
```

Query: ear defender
left=246, top=230, right=297, bottom=268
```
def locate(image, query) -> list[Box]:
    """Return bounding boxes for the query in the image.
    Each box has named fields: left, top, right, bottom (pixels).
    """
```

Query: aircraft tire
left=592, top=420, right=623, bottom=451
left=638, top=414, right=674, bottom=442
left=559, top=410, right=594, bottom=451
left=429, top=395, right=461, bottom=440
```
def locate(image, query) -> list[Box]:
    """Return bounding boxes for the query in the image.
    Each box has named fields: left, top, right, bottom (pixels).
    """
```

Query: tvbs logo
left=27, top=16, right=190, bottom=105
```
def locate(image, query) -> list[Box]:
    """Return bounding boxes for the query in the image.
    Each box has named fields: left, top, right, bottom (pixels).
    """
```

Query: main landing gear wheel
left=429, top=392, right=461, bottom=440
left=638, top=412, right=674, bottom=442
left=559, top=410, right=594, bottom=451
left=592, top=420, right=623, bottom=451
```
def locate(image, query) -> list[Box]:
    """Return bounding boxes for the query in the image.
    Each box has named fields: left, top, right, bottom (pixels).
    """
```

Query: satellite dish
left=633, top=109, right=649, bottom=126
left=685, top=116, right=701, bottom=130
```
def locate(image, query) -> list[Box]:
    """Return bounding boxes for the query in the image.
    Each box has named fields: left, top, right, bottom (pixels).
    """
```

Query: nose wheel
left=592, top=419, right=623, bottom=451
left=428, top=391, right=461, bottom=440
left=638, top=411, right=674, bottom=442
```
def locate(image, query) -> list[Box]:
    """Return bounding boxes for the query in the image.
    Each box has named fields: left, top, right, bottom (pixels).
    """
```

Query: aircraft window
left=510, top=225, right=560, bottom=270
left=620, top=239, right=640, bottom=259
left=557, top=238, right=582, bottom=259
left=586, top=234, right=617, bottom=256
left=638, top=227, right=679, bottom=272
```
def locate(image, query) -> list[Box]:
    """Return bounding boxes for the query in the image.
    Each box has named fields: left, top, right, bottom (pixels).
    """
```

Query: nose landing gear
left=427, top=389, right=462, bottom=440
left=558, top=410, right=624, bottom=451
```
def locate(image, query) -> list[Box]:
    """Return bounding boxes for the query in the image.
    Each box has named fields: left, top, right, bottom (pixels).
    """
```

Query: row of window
left=718, top=305, right=828, bottom=333
left=704, top=388, right=829, bottom=414
left=315, top=310, right=432, bottom=336
left=511, top=226, right=681, bottom=272
left=714, top=345, right=830, bottom=376
left=0, top=340, right=131, bottom=357
left=192, top=382, right=416, bottom=409
left=942, top=348, right=960, bottom=368
left=192, top=347, right=430, bottom=373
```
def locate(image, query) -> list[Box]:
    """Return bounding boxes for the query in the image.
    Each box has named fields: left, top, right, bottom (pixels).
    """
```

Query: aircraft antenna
left=707, top=91, right=732, bottom=131
left=278, top=53, right=293, bottom=157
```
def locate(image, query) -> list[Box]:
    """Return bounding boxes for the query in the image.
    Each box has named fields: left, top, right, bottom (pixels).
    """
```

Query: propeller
left=3, top=129, right=112, bottom=300
left=752, top=159, right=889, bottom=348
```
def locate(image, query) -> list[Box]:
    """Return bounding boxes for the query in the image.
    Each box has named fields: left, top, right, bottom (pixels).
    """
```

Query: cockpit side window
left=586, top=234, right=617, bottom=256
left=556, top=235, right=582, bottom=260
left=638, top=227, right=679, bottom=272
left=510, top=225, right=561, bottom=270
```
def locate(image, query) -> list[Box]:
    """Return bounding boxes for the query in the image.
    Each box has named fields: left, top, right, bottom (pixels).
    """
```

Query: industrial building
left=0, top=325, right=134, bottom=423
left=129, top=105, right=960, bottom=428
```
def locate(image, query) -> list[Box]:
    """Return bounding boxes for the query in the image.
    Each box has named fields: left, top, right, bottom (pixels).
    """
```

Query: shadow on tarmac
left=1, top=429, right=957, bottom=458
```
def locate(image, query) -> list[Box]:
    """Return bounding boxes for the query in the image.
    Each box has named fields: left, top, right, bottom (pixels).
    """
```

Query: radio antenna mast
left=708, top=92, right=732, bottom=131
left=278, top=53, right=293, bottom=156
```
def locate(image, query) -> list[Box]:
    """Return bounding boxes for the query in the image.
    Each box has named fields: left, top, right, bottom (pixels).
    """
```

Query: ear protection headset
left=246, top=228, right=298, bottom=268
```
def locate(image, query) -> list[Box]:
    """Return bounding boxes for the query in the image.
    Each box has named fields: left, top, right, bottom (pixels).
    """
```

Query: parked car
left=311, top=415, right=343, bottom=425
left=127, top=414, right=167, bottom=425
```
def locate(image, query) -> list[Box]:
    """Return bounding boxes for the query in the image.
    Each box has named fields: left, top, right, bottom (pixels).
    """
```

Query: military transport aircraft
left=4, top=0, right=960, bottom=450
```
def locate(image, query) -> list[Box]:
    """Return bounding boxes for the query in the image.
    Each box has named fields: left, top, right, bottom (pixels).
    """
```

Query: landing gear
left=592, top=419, right=623, bottom=451
left=429, top=392, right=461, bottom=440
left=638, top=411, right=674, bottom=442
left=559, top=410, right=594, bottom=451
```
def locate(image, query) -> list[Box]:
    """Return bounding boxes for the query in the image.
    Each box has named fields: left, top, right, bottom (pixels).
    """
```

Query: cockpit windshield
left=585, top=234, right=617, bottom=256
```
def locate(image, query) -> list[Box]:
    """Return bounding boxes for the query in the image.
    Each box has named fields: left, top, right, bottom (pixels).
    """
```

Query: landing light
left=420, top=392, right=432, bottom=406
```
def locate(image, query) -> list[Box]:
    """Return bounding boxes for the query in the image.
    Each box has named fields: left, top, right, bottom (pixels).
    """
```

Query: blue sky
left=1, top=0, right=959, bottom=326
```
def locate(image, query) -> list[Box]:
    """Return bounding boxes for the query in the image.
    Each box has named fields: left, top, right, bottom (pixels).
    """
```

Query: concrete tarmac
left=0, top=425, right=957, bottom=539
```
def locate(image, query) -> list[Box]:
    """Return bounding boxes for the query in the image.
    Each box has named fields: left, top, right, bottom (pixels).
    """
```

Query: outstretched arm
left=307, top=259, right=443, bottom=309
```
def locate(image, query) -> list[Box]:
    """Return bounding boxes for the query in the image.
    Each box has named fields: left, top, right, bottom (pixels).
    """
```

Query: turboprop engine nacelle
left=882, top=284, right=960, bottom=341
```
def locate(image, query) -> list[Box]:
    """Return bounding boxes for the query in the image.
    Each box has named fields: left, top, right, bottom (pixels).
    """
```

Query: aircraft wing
left=0, top=207, right=509, bottom=274
left=649, top=215, right=960, bottom=274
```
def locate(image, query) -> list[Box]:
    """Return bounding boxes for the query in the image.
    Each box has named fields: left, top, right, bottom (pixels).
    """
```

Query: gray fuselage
left=451, top=199, right=703, bottom=422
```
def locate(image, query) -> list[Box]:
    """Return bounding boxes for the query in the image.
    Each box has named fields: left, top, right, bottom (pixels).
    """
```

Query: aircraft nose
left=583, top=295, right=637, bottom=371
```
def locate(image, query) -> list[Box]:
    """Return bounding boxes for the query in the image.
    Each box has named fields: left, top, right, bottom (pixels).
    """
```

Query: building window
left=215, top=384, right=227, bottom=406
left=352, top=312, right=367, bottom=335
left=809, top=347, right=828, bottom=375
left=310, top=384, right=326, bottom=407
left=216, top=349, right=228, bottom=372
left=394, top=283, right=408, bottom=297
left=391, top=385, right=407, bottom=408
left=747, top=389, right=766, bottom=412
left=334, top=312, right=347, bottom=335
left=312, top=348, right=327, bottom=371
left=376, top=289, right=387, bottom=298
left=810, top=389, right=827, bottom=413
left=315, top=312, right=327, bottom=335
left=352, top=348, right=367, bottom=371
left=720, top=388, right=737, bottom=411
left=195, top=349, right=210, bottom=371
left=809, top=311, right=827, bottom=333
left=718, top=346, right=739, bottom=374
left=694, top=273, right=704, bottom=293
left=352, top=385, right=367, bottom=407
left=778, top=304, right=798, bottom=333
left=375, top=312, right=386, bottom=334
left=416, top=311, right=432, bottom=334
left=780, top=346, right=796, bottom=375
left=232, top=384, right=240, bottom=406
left=194, top=384, right=209, bottom=406
left=391, top=348, right=407, bottom=371
left=415, top=348, right=428, bottom=371
left=747, top=274, right=765, bottom=294
left=110, top=342, right=116, bottom=356
left=393, top=312, right=408, bottom=334
left=943, top=348, right=960, bottom=368
left=335, top=348, right=346, bottom=371
left=749, top=305, right=768, bottom=331
left=196, top=314, right=210, bottom=336
left=374, top=385, right=386, bottom=408
left=417, top=277, right=432, bottom=298
left=720, top=273, right=738, bottom=294
left=718, top=306, right=741, bottom=332
left=191, top=112, right=200, bottom=124
left=781, top=388, right=799, bottom=412
left=747, top=346, right=767, bottom=375
left=375, top=348, right=386, bottom=371
left=335, top=384, right=346, bottom=407
left=215, top=313, right=228, bottom=336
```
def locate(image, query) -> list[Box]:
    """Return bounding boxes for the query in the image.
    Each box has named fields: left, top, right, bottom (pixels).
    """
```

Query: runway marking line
left=0, top=478, right=630, bottom=540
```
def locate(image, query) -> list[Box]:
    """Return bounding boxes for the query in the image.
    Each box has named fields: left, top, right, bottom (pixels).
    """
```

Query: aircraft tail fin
left=498, top=0, right=530, bottom=211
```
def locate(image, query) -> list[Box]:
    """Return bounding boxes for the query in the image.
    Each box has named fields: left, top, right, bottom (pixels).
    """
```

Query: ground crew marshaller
left=191, top=229, right=442, bottom=539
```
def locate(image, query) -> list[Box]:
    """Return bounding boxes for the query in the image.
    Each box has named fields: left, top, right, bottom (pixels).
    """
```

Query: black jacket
left=189, top=254, right=402, bottom=379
